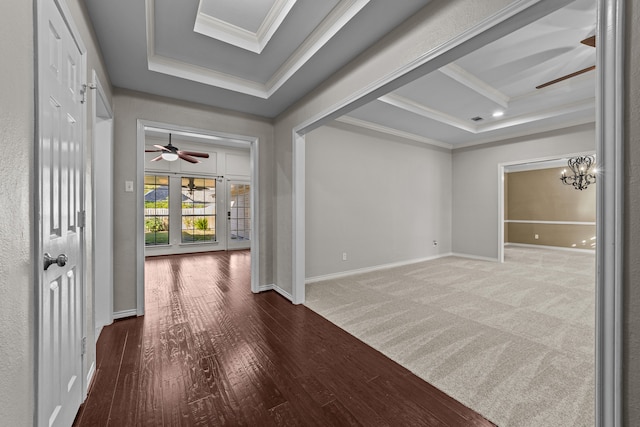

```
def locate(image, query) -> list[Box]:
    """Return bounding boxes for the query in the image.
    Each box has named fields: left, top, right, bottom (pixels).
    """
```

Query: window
left=181, top=177, right=216, bottom=243
left=144, top=175, right=169, bottom=246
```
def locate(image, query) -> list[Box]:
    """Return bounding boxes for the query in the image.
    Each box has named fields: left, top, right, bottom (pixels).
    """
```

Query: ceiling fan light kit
left=161, top=151, right=179, bottom=161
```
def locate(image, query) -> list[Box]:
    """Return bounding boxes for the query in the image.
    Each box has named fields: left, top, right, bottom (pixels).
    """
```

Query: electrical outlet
left=433, top=240, right=438, bottom=247
left=534, top=234, right=539, bottom=240
left=342, top=252, right=347, bottom=261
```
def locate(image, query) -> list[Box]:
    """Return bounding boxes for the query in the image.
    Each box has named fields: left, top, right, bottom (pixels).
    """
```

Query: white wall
left=112, top=89, right=274, bottom=313
left=305, top=124, right=451, bottom=279
left=451, top=123, right=595, bottom=259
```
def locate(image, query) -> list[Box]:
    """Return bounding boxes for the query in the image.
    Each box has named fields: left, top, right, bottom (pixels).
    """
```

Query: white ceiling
left=84, top=0, right=596, bottom=147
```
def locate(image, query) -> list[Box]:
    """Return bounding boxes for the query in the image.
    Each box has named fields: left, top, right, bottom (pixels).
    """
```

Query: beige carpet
left=305, top=246, right=595, bottom=427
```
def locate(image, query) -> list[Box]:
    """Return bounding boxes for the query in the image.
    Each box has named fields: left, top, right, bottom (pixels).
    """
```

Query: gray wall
left=274, top=0, right=516, bottom=295
left=305, top=124, right=451, bottom=279
left=112, top=89, right=275, bottom=313
left=451, top=124, right=595, bottom=259
left=624, top=0, right=640, bottom=423
left=0, top=1, right=34, bottom=424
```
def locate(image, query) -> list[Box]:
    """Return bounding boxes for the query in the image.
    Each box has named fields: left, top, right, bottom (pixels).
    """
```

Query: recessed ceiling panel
left=154, top=0, right=339, bottom=83
left=394, top=71, right=504, bottom=123
left=198, top=0, right=277, bottom=33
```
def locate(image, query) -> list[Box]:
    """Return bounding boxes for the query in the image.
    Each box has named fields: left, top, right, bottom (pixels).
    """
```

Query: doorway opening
left=498, top=150, right=597, bottom=263
left=135, top=121, right=260, bottom=316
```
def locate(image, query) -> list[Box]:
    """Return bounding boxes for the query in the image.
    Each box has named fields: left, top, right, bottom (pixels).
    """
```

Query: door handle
left=44, top=253, right=68, bottom=271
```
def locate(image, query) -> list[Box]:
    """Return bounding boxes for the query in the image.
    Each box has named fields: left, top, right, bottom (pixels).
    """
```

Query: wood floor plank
left=108, top=318, right=143, bottom=426
left=75, top=250, right=496, bottom=427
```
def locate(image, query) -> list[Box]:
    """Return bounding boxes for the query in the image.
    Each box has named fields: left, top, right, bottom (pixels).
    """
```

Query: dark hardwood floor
left=74, top=250, right=495, bottom=426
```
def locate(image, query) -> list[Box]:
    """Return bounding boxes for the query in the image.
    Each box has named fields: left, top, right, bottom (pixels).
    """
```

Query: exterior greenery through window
left=181, top=177, right=216, bottom=243
left=144, top=175, right=169, bottom=245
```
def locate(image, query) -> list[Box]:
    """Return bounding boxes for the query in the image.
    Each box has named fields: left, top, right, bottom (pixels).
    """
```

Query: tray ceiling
left=84, top=0, right=596, bottom=147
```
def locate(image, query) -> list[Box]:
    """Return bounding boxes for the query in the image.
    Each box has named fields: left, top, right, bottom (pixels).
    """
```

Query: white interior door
left=37, top=0, right=85, bottom=425
left=227, top=180, right=251, bottom=250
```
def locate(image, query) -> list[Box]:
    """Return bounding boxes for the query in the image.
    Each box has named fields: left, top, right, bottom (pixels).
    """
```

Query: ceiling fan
left=536, top=35, right=596, bottom=89
left=145, top=134, right=210, bottom=164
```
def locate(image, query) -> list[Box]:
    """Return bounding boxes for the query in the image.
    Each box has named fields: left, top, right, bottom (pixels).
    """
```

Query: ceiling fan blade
left=145, top=149, right=162, bottom=152
left=535, top=65, right=595, bottom=89
left=178, top=150, right=209, bottom=158
left=154, top=144, right=170, bottom=151
left=581, top=35, right=596, bottom=47
left=179, top=153, right=200, bottom=164
left=150, top=155, right=163, bottom=162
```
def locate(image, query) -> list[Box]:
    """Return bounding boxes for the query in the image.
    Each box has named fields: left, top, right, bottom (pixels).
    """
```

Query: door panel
left=38, top=0, right=84, bottom=426
left=227, top=181, right=251, bottom=250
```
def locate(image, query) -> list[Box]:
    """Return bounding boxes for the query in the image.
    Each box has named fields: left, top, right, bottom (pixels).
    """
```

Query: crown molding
left=452, top=117, right=595, bottom=149
left=379, top=92, right=594, bottom=136
left=476, top=97, right=594, bottom=132
left=336, top=116, right=453, bottom=150
left=193, top=0, right=297, bottom=54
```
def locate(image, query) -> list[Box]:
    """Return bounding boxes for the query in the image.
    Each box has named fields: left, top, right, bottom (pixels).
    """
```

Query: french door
left=145, top=175, right=251, bottom=253
left=227, top=180, right=251, bottom=250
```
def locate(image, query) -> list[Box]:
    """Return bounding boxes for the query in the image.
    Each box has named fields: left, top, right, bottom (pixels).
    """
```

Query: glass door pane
left=228, top=181, right=251, bottom=250
left=144, top=175, right=170, bottom=246
left=181, top=177, right=216, bottom=244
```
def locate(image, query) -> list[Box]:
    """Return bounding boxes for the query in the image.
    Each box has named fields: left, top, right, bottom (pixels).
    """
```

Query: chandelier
left=560, top=155, right=596, bottom=190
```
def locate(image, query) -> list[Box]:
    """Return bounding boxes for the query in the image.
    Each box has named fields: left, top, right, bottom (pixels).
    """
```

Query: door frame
left=90, top=71, right=113, bottom=345
left=135, top=120, right=261, bottom=315
left=290, top=0, right=624, bottom=425
left=497, top=150, right=597, bottom=263
left=34, top=0, right=88, bottom=422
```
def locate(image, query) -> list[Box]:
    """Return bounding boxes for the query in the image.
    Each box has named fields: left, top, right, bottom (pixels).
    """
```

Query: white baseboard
left=85, top=361, right=96, bottom=396
left=257, top=283, right=293, bottom=302
left=450, top=252, right=499, bottom=262
left=272, top=284, right=293, bottom=301
left=112, top=309, right=137, bottom=320
left=305, top=254, right=449, bottom=284
left=505, top=242, right=595, bottom=253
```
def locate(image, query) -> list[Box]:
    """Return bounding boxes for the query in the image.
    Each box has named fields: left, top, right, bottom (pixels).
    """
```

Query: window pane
left=181, top=177, right=216, bottom=244
left=144, top=175, right=169, bottom=246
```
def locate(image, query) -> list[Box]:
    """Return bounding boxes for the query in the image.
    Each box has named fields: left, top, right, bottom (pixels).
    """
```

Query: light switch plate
left=125, top=180, right=134, bottom=192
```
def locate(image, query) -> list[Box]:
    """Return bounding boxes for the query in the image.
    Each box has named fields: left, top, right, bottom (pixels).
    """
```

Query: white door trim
left=290, top=0, right=624, bottom=426
left=90, top=71, right=113, bottom=347
left=136, top=120, right=261, bottom=315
